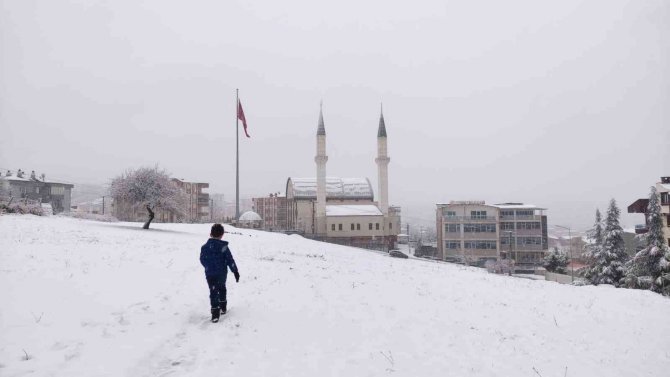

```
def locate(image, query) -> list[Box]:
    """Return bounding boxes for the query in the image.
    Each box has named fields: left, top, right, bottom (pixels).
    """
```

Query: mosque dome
left=239, top=211, right=262, bottom=222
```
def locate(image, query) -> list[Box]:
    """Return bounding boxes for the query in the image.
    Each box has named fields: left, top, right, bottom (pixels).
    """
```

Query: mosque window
left=331, top=224, right=335, bottom=231
left=351, top=224, right=355, bottom=231
left=369, top=223, right=373, bottom=230
left=357, top=224, right=361, bottom=230
left=338, top=224, right=343, bottom=231
left=376, top=223, right=380, bottom=230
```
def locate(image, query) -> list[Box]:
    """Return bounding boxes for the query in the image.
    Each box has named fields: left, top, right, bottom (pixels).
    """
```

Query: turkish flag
left=238, top=99, right=250, bottom=138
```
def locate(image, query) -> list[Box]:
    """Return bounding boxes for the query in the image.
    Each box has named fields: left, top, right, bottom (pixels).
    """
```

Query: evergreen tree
left=598, top=199, right=628, bottom=286
left=582, top=209, right=603, bottom=284
left=543, top=247, right=569, bottom=274
left=625, top=187, right=670, bottom=293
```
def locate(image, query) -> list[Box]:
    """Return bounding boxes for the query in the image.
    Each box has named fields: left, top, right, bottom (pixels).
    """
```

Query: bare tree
left=110, top=166, right=187, bottom=229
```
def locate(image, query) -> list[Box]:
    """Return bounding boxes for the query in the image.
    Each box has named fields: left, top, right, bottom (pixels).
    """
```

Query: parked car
left=389, top=249, right=409, bottom=259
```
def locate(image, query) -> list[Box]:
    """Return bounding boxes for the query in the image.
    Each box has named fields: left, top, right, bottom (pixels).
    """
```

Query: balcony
left=635, top=224, right=649, bottom=234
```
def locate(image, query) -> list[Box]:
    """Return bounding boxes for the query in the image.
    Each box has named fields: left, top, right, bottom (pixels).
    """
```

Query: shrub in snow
left=625, top=187, right=670, bottom=294
left=543, top=247, right=569, bottom=274
left=110, top=166, right=188, bottom=229
left=1, top=199, right=45, bottom=216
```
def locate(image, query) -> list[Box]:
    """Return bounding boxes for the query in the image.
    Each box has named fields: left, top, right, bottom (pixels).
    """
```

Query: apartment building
left=436, top=201, right=548, bottom=266
left=172, top=179, right=210, bottom=222
left=252, top=193, right=288, bottom=231
left=0, top=169, right=74, bottom=213
left=628, top=176, right=670, bottom=245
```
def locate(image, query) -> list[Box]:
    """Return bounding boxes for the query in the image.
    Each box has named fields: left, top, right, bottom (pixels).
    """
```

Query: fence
left=544, top=271, right=574, bottom=284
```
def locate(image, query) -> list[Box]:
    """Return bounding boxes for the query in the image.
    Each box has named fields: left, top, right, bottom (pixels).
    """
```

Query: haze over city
left=1, top=0, right=668, bottom=230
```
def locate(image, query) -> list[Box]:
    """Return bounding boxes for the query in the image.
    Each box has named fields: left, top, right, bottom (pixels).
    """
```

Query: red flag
left=238, top=99, right=250, bottom=138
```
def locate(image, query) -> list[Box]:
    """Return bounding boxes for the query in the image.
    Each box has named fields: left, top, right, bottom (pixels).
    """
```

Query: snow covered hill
left=1, top=215, right=669, bottom=377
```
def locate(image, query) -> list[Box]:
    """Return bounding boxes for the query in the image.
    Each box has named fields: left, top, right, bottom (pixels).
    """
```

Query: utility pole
left=210, top=199, right=214, bottom=221
left=406, top=223, right=410, bottom=255
left=102, top=196, right=105, bottom=215
left=556, top=225, right=574, bottom=282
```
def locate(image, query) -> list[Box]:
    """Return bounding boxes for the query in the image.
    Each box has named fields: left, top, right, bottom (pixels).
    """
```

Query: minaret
left=315, top=103, right=328, bottom=235
left=375, top=104, right=390, bottom=215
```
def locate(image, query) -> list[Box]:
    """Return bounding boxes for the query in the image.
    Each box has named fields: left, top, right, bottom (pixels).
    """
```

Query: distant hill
left=71, top=183, right=109, bottom=206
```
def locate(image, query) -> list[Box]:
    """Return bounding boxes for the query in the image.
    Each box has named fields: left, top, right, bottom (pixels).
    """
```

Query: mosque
left=285, top=105, right=401, bottom=250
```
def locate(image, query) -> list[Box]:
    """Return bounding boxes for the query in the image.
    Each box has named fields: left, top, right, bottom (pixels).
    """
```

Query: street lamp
left=555, top=225, right=574, bottom=282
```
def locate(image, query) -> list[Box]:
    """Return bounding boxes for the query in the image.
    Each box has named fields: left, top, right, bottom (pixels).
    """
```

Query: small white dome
left=239, top=211, right=262, bottom=221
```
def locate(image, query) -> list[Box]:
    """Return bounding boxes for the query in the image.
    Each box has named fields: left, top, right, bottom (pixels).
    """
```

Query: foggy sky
left=1, top=0, right=668, bottom=230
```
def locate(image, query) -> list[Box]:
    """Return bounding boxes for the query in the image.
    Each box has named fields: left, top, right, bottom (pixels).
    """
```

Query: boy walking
left=200, top=223, right=240, bottom=323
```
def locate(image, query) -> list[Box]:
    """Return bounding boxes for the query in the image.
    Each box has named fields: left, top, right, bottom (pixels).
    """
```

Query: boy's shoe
left=211, top=307, right=221, bottom=323
left=220, top=301, right=227, bottom=315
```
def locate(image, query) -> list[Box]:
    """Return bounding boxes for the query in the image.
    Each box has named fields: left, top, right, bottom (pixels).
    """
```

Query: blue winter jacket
left=200, top=239, right=239, bottom=277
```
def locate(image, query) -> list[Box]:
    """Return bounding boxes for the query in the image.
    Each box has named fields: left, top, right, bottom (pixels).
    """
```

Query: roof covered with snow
left=326, top=204, right=382, bottom=217
left=660, top=183, right=670, bottom=191
left=1, top=175, right=74, bottom=186
left=287, top=177, right=374, bottom=200
left=492, top=203, right=547, bottom=210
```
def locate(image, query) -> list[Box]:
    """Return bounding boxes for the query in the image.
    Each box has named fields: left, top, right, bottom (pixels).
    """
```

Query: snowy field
left=1, top=215, right=669, bottom=377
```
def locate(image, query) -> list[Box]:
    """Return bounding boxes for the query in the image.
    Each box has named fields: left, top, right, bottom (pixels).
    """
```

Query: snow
left=289, top=177, right=373, bottom=199
left=660, top=183, right=670, bottom=191
left=492, top=203, right=546, bottom=210
left=326, top=204, right=382, bottom=217
left=1, top=215, right=669, bottom=376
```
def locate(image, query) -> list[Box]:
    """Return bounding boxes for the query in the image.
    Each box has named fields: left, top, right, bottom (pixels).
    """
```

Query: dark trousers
left=206, top=274, right=227, bottom=309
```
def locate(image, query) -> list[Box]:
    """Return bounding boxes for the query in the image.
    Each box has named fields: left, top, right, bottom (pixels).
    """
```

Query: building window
left=332, top=224, right=335, bottom=231
left=445, top=210, right=457, bottom=218
left=470, top=210, right=487, bottom=219
left=351, top=224, right=355, bottom=231
left=516, top=210, right=534, bottom=217
left=369, top=223, right=373, bottom=230
left=464, top=224, right=496, bottom=233
left=446, top=224, right=460, bottom=233
left=50, top=186, right=64, bottom=195
left=446, top=241, right=460, bottom=249
left=339, top=224, right=343, bottom=231
left=517, top=222, right=541, bottom=230
left=357, top=223, right=361, bottom=230
left=464, top=241, right=497, bottom=249
left=500, top=222, right=514, bottom=230
left=500, top=210, right=514, bottom=218
left=376, top=223, right=380, bottom=230
left=518, top=237, right=542, bottom=245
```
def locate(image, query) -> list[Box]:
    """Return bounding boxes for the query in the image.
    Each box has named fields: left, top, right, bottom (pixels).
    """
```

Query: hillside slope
left=1, top=215, right=669, bottom=376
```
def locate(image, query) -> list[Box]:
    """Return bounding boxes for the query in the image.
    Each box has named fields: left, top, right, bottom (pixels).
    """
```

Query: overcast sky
left=1, top=0, right=668, bottom=230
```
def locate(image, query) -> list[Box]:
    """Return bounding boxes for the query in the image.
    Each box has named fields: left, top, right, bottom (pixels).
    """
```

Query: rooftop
left=326, top=204, right=383, bottom=217
left=287, top=177, right=374, bottom=200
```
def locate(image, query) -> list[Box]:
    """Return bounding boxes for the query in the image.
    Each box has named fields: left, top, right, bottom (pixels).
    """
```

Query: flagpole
left=236, top=88, right=240, bottom=220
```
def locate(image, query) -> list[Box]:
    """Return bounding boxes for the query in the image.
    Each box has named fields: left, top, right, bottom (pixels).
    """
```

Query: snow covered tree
left=582, top=209, right=603, bottom=284
left=110, top=166, right=188, bottom=229
left=596, top=199, right=628, bottom=286
left=625, top=187, right=670, bottom=293
left=543, top=247, right=569, bottom=274
left=583, top=201, right=628, bottom=286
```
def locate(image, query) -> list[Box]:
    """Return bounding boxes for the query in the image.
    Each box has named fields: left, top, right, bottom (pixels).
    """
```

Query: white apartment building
left=436, top=201, right=548, bottom=266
